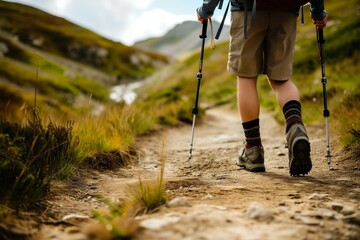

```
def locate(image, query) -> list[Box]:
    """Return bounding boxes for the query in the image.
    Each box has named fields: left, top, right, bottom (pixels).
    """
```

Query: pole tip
left=326, top=156, right=332, bottom=171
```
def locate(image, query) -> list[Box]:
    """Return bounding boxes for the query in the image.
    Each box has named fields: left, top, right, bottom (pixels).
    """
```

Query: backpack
left=216, top=0, right=308, bottom=40
left=257, top=0, right=309, bottom=10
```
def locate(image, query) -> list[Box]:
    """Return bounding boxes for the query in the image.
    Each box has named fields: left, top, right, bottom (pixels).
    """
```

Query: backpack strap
left=251, top=0, right=256, bottom=27
left=215, top=0, right=257, bottom=40
left=243, top=0, right=249, bottom=38
left=219, top=0, right=224, bottom=9
left=215, top=0, right=231, bottom=39
left=239, top=0, right=256, bottom=39
left=301, top=5, right=304, bottom=24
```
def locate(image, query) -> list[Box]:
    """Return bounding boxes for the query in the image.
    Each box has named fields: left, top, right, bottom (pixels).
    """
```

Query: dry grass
left=88, top=135, right=167, bottom=238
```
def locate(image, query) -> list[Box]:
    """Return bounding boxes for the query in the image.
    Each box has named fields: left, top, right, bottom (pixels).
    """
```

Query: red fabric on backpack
left=257, top=0, right=309, bottom=10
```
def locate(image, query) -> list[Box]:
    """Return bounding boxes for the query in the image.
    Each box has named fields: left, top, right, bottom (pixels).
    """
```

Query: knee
left=269, top=79, right=289, bottom=90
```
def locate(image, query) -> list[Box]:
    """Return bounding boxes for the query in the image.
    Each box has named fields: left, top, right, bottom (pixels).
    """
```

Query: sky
left=4, top=0, right=228, bottom=46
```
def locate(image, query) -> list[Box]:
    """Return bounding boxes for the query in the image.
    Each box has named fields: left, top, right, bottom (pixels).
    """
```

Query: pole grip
left=200, top=19, right=208, bottom=39
left=317, top=28, right=325, bottom=44
left=317, top=28, right=326, bottom=66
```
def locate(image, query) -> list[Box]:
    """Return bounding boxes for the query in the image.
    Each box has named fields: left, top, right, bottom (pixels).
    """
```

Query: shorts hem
left=227, top=66, right=258, bottom=78
left=267, top=77, right=290, bottom=81
left=267, top=72, right=292, bottom=81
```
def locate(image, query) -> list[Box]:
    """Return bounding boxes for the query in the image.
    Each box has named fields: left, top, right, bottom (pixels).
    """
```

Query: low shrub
left=0, top=110, right=78, bottom=204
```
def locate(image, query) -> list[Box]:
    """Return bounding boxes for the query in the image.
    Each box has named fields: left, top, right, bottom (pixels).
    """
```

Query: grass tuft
left=85, top=149, right=135, bottom=171
left=0, top=110, right=78, bottom=204
left=123, top=135, right=167, bottom=216
left=88, top=136, right=167, bottom=238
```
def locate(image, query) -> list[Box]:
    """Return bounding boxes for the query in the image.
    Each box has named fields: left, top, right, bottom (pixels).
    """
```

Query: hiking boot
left=286, top=124, right=312, bottom=176
left=237, top=145, right=265, bottom=172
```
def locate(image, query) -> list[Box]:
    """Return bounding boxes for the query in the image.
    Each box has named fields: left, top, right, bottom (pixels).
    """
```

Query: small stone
left=316, top=208, right=335, bottom=219
left=202, top=194, right=214, bottom=200
left=276, top=206, right=290, bottom=214
left=244, top=202, right=274, bottom=222
left=300, top=216, right=321, bottom=226
left=167, top=197, right=191, bottom=208
left=214, top=206, right=227, bottom=211
left=301, top=210, right=317, bottom=217
left=140, top=216, right=180, bottom=230
left=341, top=206, right=356, bottom=216
left=328, top=202, right=344, bottom=212
left=62, top=214, right=90, bottom=221
left=216, top=174, right=228, bottom=180
left=308, top=193, right=331, bottom=201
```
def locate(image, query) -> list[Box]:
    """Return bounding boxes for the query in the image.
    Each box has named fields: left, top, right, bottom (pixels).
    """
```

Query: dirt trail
left=36, top=106, right=359, bottom=240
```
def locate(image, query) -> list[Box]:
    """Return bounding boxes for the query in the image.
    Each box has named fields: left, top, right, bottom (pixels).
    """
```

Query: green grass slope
left=0, top=1, right=168, bottom=79
left=0, top=1, right=168, bottom=120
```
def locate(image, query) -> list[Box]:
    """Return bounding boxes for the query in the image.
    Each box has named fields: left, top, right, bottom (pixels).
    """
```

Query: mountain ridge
left=134, top=20, right=230, bottom=59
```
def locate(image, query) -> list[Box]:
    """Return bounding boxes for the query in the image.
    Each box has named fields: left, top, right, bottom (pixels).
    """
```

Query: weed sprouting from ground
left=88, top=196, right=139, bottom=240
left=88, top=135, right=167, bottom=239
left=125, top=173, right=167, bottom=217
left=125, top=134, right=167, bottom=216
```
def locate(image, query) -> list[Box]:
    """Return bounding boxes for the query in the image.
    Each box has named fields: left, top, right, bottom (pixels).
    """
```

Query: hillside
left=0, top=1, right=168, bottom=119
left=134, top=20, right=230, bottom=59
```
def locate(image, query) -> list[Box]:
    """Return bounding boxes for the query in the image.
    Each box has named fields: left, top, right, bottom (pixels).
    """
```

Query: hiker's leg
left=237, top=76, right=259, bottom=122
left=238, top=76, right=262, bottom=147
left=237, top=76, right=264, bottom=171
left=268, top=79, right=299, bottom=108
left=269, top=80, right=312, bottom=175
left=269, top=79, right=304, bottom=132
left=265, top=12, right=311, bottom=175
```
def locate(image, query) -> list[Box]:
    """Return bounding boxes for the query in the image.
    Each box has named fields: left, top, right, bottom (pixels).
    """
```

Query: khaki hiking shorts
left=227, top=10, right=298, bottom=81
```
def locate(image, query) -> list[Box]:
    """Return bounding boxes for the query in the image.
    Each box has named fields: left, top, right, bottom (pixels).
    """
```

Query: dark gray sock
left=283, top=100, right=304, bottom=133
left=242, top=118, right=261, bottom=148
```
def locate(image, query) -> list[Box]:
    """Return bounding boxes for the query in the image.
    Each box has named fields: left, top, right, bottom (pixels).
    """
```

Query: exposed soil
left=3, top=106, right=359, bottom=240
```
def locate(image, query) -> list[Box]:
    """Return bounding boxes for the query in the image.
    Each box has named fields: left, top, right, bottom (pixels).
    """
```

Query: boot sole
left=237, top=161, right=265, bottom=172
left=290, top=139, right=312, bottom=176
left=247, top=165, right=266, bottom=172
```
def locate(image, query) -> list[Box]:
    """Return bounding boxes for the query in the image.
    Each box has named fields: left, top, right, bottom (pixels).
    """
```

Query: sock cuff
left=283, top=100, right=301, bottom=113
left=242, top=118, right=260, bottom=129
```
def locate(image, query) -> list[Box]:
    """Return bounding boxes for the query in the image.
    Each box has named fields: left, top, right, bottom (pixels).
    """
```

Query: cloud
left=52, top=0, right=70, bottom=14
left=5, top=0, right=197, bottom=45
left=120, top=8, right=195, bottom=45
left=48, top=0, right=156, bottom=42
left=35, top=0, right=172, bottom=45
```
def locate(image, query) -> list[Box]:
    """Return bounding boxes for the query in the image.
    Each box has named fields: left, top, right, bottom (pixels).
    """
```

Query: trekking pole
left=188, top=19, right=208, bottom=161
left=316, top=27, right=332, bottom=170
